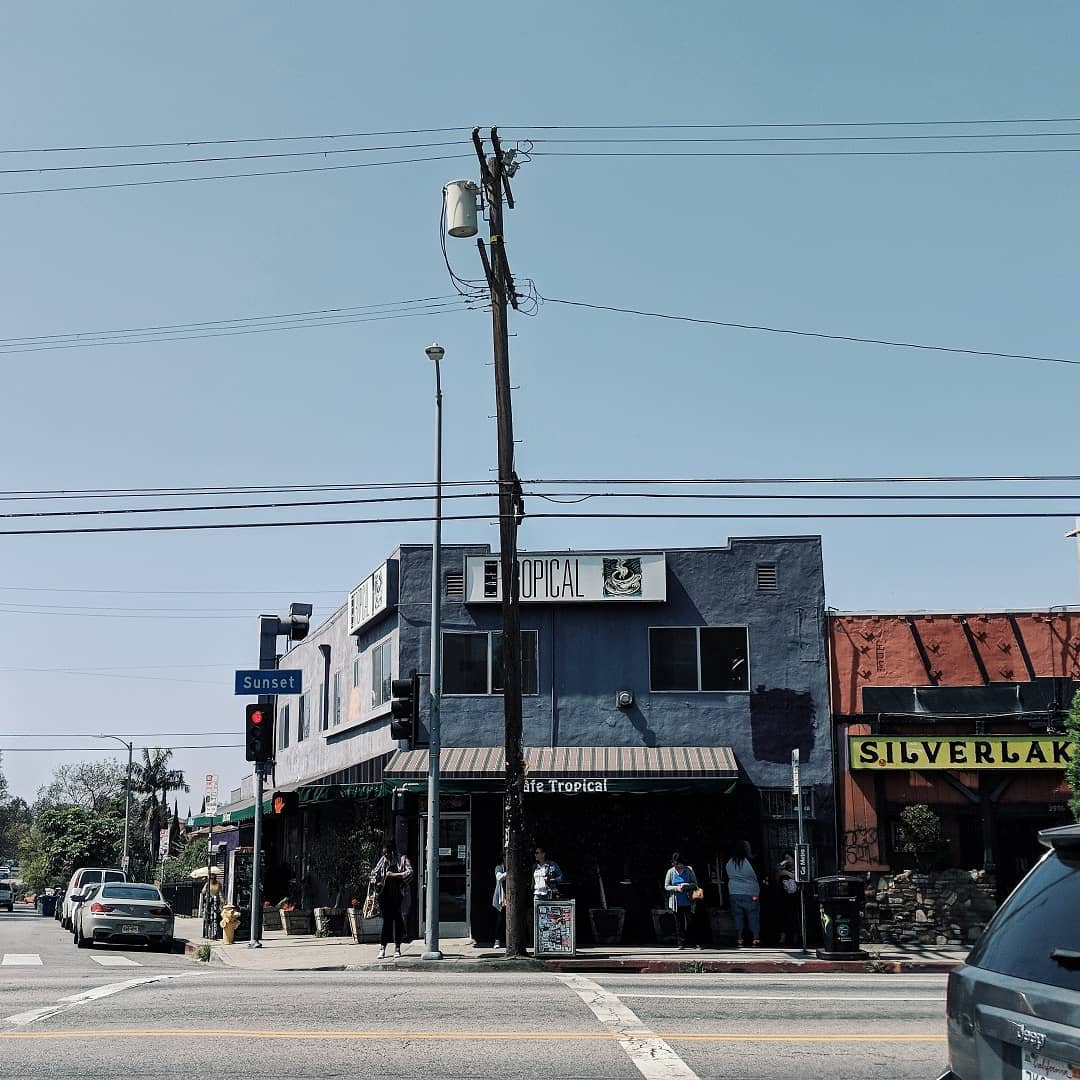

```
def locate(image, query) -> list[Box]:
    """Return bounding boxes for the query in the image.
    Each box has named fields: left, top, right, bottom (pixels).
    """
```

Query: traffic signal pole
left=249, top=615, right=279, bottom=948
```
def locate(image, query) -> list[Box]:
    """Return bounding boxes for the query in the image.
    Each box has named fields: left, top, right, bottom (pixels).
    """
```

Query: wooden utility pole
left=471, top=126, right=529, bottom=956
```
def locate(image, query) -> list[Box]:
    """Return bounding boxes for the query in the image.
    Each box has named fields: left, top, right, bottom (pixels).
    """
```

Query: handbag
left=361, top=881, right=380, bottom=920
left=690, top=887, right=705, bottom=902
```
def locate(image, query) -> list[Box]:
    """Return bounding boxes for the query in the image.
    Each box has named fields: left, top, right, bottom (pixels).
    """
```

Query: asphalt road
left=1, top=906, right=950, bottom=1078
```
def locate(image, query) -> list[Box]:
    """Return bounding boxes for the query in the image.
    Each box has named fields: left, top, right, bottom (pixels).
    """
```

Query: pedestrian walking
left=532, top=846, right=563, bottom=899
left=725, top=840, right=761, bottom=947
left=492, top=856, right=507, bottom=948
left=664, top=852, right=703, bottom=950
left=370, top=841, right=413, bottom=960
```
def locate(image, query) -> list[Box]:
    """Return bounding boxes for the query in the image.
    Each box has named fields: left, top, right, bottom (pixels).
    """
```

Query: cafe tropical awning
left=384, top=745, right=739, bottom=794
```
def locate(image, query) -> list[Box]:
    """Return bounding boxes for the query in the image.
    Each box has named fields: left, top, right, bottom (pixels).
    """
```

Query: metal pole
left=122, top=740, right=132, bottom=873
left=250, top=765, right=265, bottom=946
left=423, top=351, right=444, bottom=961
left=795, top=761, right=809, bottom=955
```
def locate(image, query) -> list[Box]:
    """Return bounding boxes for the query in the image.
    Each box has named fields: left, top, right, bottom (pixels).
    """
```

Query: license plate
left=1022, top=1048, right=1080, bottom=1080
left=121, top=924, right=140, bottom=934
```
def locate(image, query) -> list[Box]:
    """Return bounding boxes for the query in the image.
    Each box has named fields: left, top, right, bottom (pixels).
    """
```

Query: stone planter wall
left=861, top=869, right=997, bottom=947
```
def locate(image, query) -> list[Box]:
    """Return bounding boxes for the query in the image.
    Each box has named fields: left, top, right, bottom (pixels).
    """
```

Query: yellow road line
left=0, top=1029, right=945, bottom=1043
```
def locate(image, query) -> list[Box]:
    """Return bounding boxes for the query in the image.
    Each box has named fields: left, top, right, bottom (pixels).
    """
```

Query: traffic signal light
left=245, top=703, right=274, bottom=762
left=271, top=790, right=299, bottom=816
left=390, top=671, right=419, bottom=743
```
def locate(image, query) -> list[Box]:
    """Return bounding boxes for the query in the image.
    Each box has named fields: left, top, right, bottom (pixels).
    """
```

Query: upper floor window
left=278, top=703, right=290, bottom=751
left=318, top=682, right=328, bottom=731
left=353, top=656, right=361, bottom=688
left=297, top=692, right=309, bottom=742
left=649, top=626, right=749, bottom=692
left=443, top=630, right=538, bottom=695
left=371, top=638, right=392, bottom=709
left=332, top=671, right=342, bottom=726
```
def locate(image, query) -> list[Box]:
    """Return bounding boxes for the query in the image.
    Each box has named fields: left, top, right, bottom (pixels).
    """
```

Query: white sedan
left=73, top=881, right=174, bottom=951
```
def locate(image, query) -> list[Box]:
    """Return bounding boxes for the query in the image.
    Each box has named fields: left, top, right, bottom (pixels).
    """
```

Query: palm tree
left=130, top=748, right=189, bottom=868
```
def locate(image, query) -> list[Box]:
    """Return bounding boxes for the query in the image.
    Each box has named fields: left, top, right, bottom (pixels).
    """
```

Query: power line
left=0, top=508, right=1075, bottom=539
left=532, top=131, right=1080, bottom=145
left=0, top=731, right=240, bottom=737
left=534, top=147, right=1080, bottom=158
left=0, top=140, right=467, bottom=176
left=0, top=303, right=477, bottom=354
left=0, top=744, right=243, bottom=752
left=526, top=474, right=1080, bottom=485
left=0, top=295, right=461, bottom=345
left=0, top=586, right=347, bottom=595
left=541, top=296, right=1076, bottom=366
left=0, top=152, right=475, bottom=197
left=0, top=126, right=474, bottom=154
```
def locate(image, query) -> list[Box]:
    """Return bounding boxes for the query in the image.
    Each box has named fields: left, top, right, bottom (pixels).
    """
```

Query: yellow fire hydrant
left=220, top=904, right=241, bottom=945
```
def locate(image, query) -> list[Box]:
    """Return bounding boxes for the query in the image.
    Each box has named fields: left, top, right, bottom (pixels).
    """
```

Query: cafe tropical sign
left=850, top=735, right=1073, bottom=771
left=464, top=552, right=667, bottom=604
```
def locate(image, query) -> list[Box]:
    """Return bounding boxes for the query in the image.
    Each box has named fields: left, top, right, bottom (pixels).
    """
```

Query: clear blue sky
left=1, top=3, right=1078, bottom=803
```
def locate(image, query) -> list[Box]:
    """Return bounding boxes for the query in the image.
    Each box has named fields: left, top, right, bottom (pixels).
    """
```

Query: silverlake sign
left=850, top=735, right=1073, bottom=771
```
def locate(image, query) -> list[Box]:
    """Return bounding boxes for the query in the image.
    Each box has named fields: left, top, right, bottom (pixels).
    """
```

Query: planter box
left=280, top=910, right=313, bottom=935
left=650, top=907, right=678, bottom=946
left=588, top=906, right=625, bottom=945
left=346, top=907, right=380, bottom=944
left=708, top=906, right=739, bottom=948
left=262, top=908, right=282, bottom=933
left=314, top=908, right=348, bottom=936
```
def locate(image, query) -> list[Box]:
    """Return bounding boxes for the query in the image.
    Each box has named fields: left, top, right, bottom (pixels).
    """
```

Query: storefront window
left=650, top=626, right=750, bottom=692
left=492, top=631, right=538, bottom=695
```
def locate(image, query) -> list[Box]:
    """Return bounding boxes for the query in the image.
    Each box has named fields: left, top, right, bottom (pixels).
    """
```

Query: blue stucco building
left=263, top=536, right=833, bottom=945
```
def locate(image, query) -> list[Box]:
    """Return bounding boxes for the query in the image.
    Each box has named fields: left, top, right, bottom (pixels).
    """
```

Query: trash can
left=813, top=875, right=868, bottom=960
left=38, top=893, right=56, bottom=917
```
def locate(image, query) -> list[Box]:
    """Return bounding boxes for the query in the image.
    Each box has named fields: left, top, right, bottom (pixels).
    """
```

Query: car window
left=967, top=849, right=1080, bottom=992
left=101, top=884, right=161, bottom=901
left=103, top=871, right=126, bottom=882
left=79, top=871, right=104, bottom=885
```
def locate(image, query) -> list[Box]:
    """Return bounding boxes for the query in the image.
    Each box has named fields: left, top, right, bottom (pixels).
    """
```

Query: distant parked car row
left=55, top=867, right=173, bottom=952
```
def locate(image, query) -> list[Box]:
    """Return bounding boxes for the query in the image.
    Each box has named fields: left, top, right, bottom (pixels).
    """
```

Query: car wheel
left=75, top=927, right=90, bottom=949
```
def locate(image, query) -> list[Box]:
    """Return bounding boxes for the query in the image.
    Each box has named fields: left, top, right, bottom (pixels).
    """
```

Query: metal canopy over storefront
left=384, top=745, right=739, bottom=794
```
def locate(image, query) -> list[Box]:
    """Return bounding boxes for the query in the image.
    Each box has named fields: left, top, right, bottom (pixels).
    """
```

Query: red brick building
left=830, top=610, right=1077, bottom=899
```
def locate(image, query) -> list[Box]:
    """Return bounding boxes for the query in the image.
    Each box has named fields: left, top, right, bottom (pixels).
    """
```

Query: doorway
left=418, top=812, right=471, bottom=939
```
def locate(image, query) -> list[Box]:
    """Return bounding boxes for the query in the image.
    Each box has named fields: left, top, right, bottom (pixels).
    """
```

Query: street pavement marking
left=4, top=973, right=203, bottom=1026
left=0, top=1029, right=948, bottom=1042
left=559, top=974, right=700, bottom=1080
left=1, top=955, right=42, bottom=966
left=617, top=993, right=945, bottom=1002
left=90, top=956, right=142, bottom=967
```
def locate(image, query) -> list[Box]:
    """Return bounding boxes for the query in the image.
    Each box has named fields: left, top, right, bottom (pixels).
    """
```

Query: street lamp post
left=96, top=735, right=133, bottom=872
left=422, top=341, right=445, bottom=962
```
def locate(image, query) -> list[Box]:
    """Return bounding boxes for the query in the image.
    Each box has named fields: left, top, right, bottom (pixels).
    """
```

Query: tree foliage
left=35, top=759, right=127, bottom=816
left=161, top=833, right=213, bottom=884
left=19, top=806, right=123, bottom=893
left=896, top=803, right=948, bottom=871
left=1067, top=690, right=1080, bottom=823
left=130, top=748, right=189, bottom=865
left=306, top=805, right=383, bottom=908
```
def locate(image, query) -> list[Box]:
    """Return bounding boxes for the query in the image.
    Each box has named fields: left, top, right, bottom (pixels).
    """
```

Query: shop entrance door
left=418, top=812, right=471, bottom=939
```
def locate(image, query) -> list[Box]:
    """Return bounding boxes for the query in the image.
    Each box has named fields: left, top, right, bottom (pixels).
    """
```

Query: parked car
left=0, top=880, right=13, bottom=913
left=940, top=822, right=1079, bottom=1079
left=60, top=868, right=127, bottom=929
left=73, top=881, right=174, bottom=951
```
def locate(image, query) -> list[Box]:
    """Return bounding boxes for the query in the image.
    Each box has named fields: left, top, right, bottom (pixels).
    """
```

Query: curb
left=538, top=957, right=961, bottom=975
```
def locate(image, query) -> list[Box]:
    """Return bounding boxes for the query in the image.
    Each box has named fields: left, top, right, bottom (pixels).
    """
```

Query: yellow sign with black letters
left=849, top=735, right=1073, bottom=770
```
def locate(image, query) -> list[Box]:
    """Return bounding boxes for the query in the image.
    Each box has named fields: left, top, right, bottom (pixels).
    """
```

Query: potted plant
left=307, top=806, right=382, bottom=941
left=278, top=900, right=312, bottom=935
left=262, top=902, right=282, bottom=933
left=587, top=860, right=626, bottom=945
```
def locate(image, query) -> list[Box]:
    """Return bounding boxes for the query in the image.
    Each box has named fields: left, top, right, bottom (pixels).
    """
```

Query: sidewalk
left=173, top=917, right=965, bottom=974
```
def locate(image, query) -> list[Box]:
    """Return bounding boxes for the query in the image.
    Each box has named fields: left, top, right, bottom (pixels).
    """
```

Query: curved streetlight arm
left=95, top=735, right=133, bottom=873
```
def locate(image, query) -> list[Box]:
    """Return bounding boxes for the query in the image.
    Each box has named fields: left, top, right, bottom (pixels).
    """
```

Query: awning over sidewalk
left=384, top=745, right=739, bottom=793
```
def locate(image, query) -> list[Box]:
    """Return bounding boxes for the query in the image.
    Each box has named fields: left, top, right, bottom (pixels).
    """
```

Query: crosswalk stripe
left=90, top=955, right=142, bottom=967
left=2, top=954, right=43, bottom=966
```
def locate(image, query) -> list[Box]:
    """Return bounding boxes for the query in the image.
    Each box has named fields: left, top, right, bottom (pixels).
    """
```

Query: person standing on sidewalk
left=725, top=840, right=761, bottom=947
left=492, top=855, right=507, bottom=949
left=532, top=846, right=563, bottom=900
left=370, top=841, right=412, bottom=960
left=775, top=850, right=800, bottom=946
left=664, top=852, right=702, bottom=950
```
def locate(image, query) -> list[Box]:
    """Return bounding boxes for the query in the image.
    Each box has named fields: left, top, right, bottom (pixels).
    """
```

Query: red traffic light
left=250, top=709, right=266, bottom=724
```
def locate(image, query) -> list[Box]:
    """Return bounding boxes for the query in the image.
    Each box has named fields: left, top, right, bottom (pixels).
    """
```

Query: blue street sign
left=234, top=669, right=303, bottom=695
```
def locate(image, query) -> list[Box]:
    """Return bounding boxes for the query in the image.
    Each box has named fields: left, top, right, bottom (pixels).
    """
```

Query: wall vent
left=445, top=572, right=465, bottom=599
left=756, top=563, right=778, bottom=591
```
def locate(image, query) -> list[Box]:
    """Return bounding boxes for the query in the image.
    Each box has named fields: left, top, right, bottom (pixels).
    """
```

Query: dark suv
left=940, top=823, right=1079, bottom=1079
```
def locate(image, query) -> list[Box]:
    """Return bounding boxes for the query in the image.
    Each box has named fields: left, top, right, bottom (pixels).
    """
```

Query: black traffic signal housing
left=271, top=790, right=299, bottom=816
left=389, top=670, right=420, bottom=743
left=245, top=703, right=274, bottom=763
